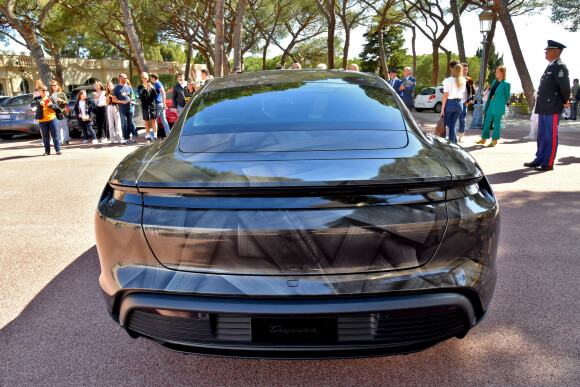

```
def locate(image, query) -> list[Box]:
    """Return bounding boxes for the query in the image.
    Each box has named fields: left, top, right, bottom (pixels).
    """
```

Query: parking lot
left=1, top=114, right=579, bottom=386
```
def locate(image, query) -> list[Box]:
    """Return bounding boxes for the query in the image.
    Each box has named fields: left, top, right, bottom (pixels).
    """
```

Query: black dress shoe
left=524, top=162, right=540, bottom=167
left=536, top=165, right=554, bottom=171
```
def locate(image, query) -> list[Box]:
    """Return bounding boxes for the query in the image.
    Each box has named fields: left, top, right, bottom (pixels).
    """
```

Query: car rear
left=96, top=71, right=498, bottom=358
left=0, top=94, right=38, bottom=138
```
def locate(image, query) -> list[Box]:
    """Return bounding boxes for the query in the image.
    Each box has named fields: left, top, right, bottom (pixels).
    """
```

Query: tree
left=358, top=25, right=406, bottom=73
left=315, top=0, right=338, bottom=69
left=550, top=0, right=579, bottom=32
left=0, top=0, right=64, bottom=86
left=476, top=42, right=504, bottom=86
left=336, top=0, right=373, bottom=69
left=401, top=0, right=469, bottom=85
left=493, top=0, right=536, bottom=110
left=214, top=0, right=225, bottom=76
left=118, top=0, right=148, bottom=73
left=449, top=0, right=466, bottom=63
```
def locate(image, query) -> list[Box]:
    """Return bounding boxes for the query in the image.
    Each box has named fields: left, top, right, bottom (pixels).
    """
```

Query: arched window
left=0, top=82, right=5, bottom=95
left=111, top=77, right=120, bottom=84
left=85, top=78, right=99, bottom=85
left=20, top=79, right=30, bottom=94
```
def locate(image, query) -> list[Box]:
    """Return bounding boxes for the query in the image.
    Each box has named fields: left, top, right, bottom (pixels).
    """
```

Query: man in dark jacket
left=524, top=40, right=570, bottom=171
left=172, top=72, right=187, bottom=116
left=138, top=72, right=158, bottom=141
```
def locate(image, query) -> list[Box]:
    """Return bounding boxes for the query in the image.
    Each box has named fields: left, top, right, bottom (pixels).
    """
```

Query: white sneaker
left=127, top=138, right=136, bottom=144
left=82, top=139, right=89, bottom=144
left=120, top=139, right=127, bottom=144
left=92, top=139, right=98, bottom=144
left=101, top=138, right=109, bottom=143
left=523, top=135, right=535, bottom=140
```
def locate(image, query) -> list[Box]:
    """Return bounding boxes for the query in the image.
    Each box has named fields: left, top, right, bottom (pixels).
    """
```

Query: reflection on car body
left=96, top=70, right=499, bottom=358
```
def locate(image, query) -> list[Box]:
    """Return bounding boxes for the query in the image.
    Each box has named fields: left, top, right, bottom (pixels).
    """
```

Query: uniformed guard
left=524, top=40, right=570, bottom=171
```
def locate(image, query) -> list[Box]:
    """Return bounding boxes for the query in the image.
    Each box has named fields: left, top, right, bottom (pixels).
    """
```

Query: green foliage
left=476, top=43, right=504, bottom=86
left=414, top=53, right=450, bottom=85
left=551, top=0, right=579, bottom=32
left=244, top=56, right=285, bottom=71
left=358, top=25, right=406, bottom=73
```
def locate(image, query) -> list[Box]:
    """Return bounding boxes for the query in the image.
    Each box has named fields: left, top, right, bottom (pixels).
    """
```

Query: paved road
left=1, top=115, right=579, bottom=386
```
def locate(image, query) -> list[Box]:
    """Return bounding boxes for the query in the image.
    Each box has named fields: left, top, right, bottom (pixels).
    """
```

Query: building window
left=0, top=82, right=5, bottom=95
left=20, top=79, right=30, bottom=94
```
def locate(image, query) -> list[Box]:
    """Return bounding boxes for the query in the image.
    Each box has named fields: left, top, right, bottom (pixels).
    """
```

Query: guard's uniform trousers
left=534, top=114, right=559, bottom=167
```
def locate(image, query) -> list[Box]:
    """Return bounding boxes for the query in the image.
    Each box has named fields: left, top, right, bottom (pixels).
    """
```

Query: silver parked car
left=415, top=86, right=444, bottom=113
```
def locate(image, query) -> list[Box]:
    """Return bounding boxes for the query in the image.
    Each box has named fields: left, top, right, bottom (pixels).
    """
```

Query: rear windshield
left=180, top=82, right=405, bottom=135
left=419, top=88, right=435, bottom=95
left=2, top=94, right=32, bottom=107
left=70, top=89, right=96, bottom=102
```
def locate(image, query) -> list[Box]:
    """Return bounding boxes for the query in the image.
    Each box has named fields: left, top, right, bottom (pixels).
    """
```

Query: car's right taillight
left=429, top=95, right=436, bottom=100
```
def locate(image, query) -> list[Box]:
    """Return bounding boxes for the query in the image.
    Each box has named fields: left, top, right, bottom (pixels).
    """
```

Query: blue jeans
left=156, top=102, right=170, bottom=134
left=119, top=107, right=133, bottom=140
left=444, top=99, right=462, bottom=142
left=177, top=105, right=184, bottom=116
left=130, top=104, right=138, bottom=137
left=77, top=118, right=97, bottom=141
left=458, top=102, right=468, bottom=133
left=39, top=118, right=60, bottom=153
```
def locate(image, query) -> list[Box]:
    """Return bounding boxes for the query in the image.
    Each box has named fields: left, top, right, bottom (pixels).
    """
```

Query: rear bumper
left=414, top=101, right=436, bottom=109
left=117, top=292, right=476, bottom=359
left=0, top=122, right=39, bottom=135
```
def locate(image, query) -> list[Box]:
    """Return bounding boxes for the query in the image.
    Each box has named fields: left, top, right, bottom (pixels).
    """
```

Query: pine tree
left=476, top=43, right=504, bottom=86
left=358, top=26, right=406, bottom=74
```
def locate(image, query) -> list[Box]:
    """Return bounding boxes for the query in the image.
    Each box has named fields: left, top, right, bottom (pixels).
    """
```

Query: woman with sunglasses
left=32, top=85, right=61, bottom=155
left=50, top=81, right=69, bottom=144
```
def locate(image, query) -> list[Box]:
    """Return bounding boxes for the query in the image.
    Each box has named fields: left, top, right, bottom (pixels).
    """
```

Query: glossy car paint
left=96, top=70, right=499, bottom=358
left=0, top=94, right=39, bottom=138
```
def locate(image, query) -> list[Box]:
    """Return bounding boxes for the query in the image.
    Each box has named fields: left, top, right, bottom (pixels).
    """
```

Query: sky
left=347, top=9, right=580, bottom=93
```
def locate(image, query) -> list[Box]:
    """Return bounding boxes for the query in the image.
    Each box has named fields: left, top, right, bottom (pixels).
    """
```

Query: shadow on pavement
left=1, top=196, right=578, bottom=385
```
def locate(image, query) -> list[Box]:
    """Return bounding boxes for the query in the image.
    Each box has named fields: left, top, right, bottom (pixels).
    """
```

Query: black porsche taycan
left=95, top=70, right=499, bottom=358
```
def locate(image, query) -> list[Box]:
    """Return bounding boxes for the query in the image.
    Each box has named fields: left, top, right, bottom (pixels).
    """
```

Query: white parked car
left=414, top=86, right=444, bottom=113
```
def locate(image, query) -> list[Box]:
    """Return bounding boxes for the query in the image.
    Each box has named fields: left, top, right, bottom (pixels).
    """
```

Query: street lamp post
left=470, top=10, right=494, bottom=130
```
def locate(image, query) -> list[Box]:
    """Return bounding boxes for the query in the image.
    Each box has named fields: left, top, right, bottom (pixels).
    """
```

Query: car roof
left=203, top=70, right=386, bottom=93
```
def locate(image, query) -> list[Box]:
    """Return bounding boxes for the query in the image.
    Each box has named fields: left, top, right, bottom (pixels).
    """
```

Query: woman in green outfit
left=476, top=65, right=511, bottom=147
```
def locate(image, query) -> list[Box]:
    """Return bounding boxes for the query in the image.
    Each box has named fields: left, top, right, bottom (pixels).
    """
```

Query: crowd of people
left=32, top=69, right=214, bottom=154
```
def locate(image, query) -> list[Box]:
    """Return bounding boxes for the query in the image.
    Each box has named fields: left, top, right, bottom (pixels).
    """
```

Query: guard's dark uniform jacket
left=535, top=58, right=570, bottom=115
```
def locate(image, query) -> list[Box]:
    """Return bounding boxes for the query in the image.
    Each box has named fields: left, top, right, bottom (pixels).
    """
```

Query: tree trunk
left=342, top=27, right=350, bottom=70
left=214, top=0, right=225, bottom=77
left=443, top=48, right=451, bottom=77
left=450, top=0, right=466, bottom=63
left=432, top=44, right=439, bottom=85
left=317, top=0, right=336, bottom=69
left=119, top=0, right=148, bottom=73
left=185, top=41, right=193, bottom=81
left=233, top=0, right=247, bottom=71
left=202, top=51, right=214, bottom=75
left=411, top=26, right=417, bottom=76
left=262, top=40, right=270, bottom=70
left=377, top=26, right=388, bottom=80
left=494, top=0, right=535, bottom=110
left=483, top=16, right=498, bottom=81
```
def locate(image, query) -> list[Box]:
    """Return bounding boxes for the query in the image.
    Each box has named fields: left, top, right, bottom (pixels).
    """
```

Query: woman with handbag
left=106, top=81, right=122, bottom=144
left=440, top=63, right=466, bottom=142
left=475, top=66, right=511, bottom=147
left=74, top=89, right=98, bottom=144
left=31, top=85, right=61, bottom=155
left=49, top=80, right=69, bottom=145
